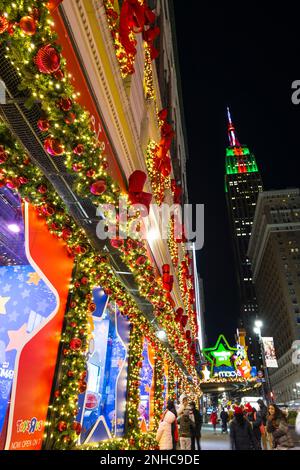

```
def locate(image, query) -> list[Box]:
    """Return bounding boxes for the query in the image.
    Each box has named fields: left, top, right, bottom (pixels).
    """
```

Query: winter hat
left=234, top=406, right=243, bottom=415
left=244, top=403, right=253, bottom=413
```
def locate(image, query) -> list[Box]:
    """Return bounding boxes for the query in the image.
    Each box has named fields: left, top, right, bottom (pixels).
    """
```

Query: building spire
left=227, top=107, right=240, bottom=147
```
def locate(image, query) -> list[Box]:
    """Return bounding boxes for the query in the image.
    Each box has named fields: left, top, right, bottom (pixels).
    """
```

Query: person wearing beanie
left=229, top=406, right=260, bottom=450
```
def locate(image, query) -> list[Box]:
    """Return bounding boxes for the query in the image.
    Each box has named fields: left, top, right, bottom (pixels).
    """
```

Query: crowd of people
left=156, top=394, right=202, bottom=450
left=210, top=400, right=300, bottom=450
left=156, top=396, right=300, bottom=451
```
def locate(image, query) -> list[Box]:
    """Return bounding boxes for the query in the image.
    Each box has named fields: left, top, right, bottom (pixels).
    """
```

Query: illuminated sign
left=202, top=334, right=257, bottom=381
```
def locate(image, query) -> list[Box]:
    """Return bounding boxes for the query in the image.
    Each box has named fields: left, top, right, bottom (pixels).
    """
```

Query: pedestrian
left=220, top=407, right=229, bottom=434
left=257, top=399, right=268, bottom=449
left=230, top=406, right=260, bottom=450
left=296, top=409, right=300, bottom=435
left=177, top=408, right=195, bottom=450
left=177, top=394, right=188, bottom=418
left=190, top=401, right=203, bottom=450
left=210, top=409, right=218, bottom=434
left=156, top=400, right=178, bottom=450
left=251, top=407, right=263, bottom=450
left=266, top=403, right=294, bottom=450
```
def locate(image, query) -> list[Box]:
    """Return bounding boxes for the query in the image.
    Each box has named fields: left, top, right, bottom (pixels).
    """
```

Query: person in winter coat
left=251, top=407, right=263, bottom=450
left=156, top=402, right=177, bottom=451
left=220, top=408, right=229, bottom=434
left=190, top=402, right=203, bottom=450
left=257, top=399, right=268, bottom=450
left=266, top=404, right=294, bottom=450
left=177, top=408, right=195, bottom=450
left=230, top=406, right=260, bottom=450
left=210, top=410, right=218, bottom=434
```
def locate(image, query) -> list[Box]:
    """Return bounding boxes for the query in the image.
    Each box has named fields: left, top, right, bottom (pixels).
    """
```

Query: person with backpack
left=230, top=406, right=260, bottom=450
left=177, top=407, right=195, bottom=450
left=190, top=402, right=203, bottom=450
left=156, top=400, right=178, bottom=450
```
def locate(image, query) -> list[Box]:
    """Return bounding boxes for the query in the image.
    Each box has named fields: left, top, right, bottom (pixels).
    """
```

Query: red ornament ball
left=136, top=255, right=147, bottom=266
left=54, top=390, right=60, bottom=398
left=86, top=169, right=95, bottom=178
left=72, top=421, right=82, bottom=435
left=0, top=16, right=9, bottom=34
left=101, top=160, right=109, bottom=170
left=44, top=137, right=63, bottom=156
left=88, top=303, right=96, bottom=313
left=19, top=16, right=37, bottom=35
left=34, top=44, right=60, bottom=74
left=90, top=180, right=107, bottom=196
left=78, top=380, right=87, bottom=394
left=74, top=245, right=87, bottom=255
left=64, top=112, right=76, bottom=125
left=37, top=184, right=47, bottom=194
left=53, top=69, right=64, bottom=81
left=0, top=152, right=7, bottom=164
left=110, top=238, right=124, bottom=249
left=37, top=119, right=50, bottom=132
left=57, top=421, right=67, bottom=432
left=62, top=227, right=72, bottom=239
left=73, top=144, right=84, bottom=155
left=80, top=276, right=88, bottom=285
left=69, top=337, right=82, bottom=351
left=18, top=176, right=28, bottom=185
left=72, top=163, right=83, bottom=172
left=67, top=370, right=74, bottom=378
left=58, top=97, right=72, bottom=112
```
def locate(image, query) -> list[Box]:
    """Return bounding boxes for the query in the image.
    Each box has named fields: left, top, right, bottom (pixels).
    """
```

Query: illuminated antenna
left=227, top=106, right=240, bottom=147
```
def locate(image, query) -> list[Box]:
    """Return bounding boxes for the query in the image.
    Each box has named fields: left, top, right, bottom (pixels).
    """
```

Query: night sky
left=173, top=3, right=300, bottom=345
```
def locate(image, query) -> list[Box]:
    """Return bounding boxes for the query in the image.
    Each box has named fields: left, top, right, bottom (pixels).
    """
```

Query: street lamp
left=253, top=319, right=274, bottom=404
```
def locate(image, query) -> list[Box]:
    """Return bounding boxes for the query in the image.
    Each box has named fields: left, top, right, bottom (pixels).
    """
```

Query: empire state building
left=225, top=108, right=263, bottom=365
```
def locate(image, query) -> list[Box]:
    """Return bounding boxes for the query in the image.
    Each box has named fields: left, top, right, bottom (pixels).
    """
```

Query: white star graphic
left=21, top=289, right=30, bottom=299
left=2, top=284, right=11, bottom=293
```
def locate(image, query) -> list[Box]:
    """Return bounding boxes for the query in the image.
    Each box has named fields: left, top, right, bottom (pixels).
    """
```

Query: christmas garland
left=144, top=42, right=154, bottom=101
left=167, top=215, right=179, bottom=268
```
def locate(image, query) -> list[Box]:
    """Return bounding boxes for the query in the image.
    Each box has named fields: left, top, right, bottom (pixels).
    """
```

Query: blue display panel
left=138, top=340, right=154, bottom=431
left=78, top=289, right=129, bottom=444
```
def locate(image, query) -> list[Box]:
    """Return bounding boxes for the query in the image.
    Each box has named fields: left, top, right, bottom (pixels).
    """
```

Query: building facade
left=248, top=189, right=300, bottom=405
left=225, top=108, right=263, bottom=366
left=0, top=0, right=202, bottom=450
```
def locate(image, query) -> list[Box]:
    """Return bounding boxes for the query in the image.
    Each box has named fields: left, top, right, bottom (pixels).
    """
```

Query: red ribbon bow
left=119, top=0, right=159, bottom=63
left=128, top=170, right=152, bottom=215
left=154, top=109, right=175, bottom=177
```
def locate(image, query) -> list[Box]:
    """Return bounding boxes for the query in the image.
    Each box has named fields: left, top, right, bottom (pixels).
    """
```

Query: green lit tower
left=225, top=108, right=263, bottom=367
